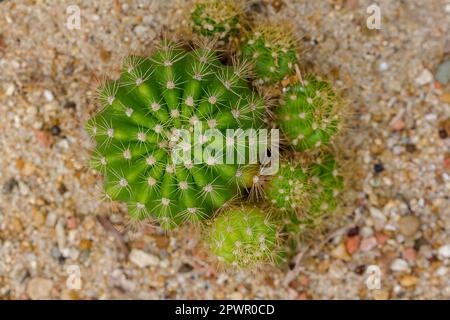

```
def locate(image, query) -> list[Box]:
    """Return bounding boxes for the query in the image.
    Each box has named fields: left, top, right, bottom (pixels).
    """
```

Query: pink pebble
left=360, top=237, right=377, bottom=252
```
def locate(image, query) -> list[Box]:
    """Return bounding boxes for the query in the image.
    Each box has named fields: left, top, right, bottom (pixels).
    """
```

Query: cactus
left=276, top=75, right=342, bottom=151
left=191, top=0, right=243, bottom=44
left=208, top=206, right=281, bottom=268
left=240, top=21, right=299, bottom=84
left=263, top=161, right=309, bottom=212
left=266, top=153, right=344, bottom=234
left=85, top=40, right=268, bottom=230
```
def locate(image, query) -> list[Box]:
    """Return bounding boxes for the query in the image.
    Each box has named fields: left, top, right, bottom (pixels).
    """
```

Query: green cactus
left=263, top=161, right=309, bottom=212
left=266, top=153, right=344, bottom=234
left=208, top=206, right=281, bottom=268
left=240, top=22, right=299, bottom=84
left=276, top=75, right=342, bottom=151
left=85, top=40, right=268, bottom=230
left=191, top=0, right=242, bottom=43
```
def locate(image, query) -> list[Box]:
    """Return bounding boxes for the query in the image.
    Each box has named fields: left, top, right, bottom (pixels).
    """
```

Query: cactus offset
left=191, top=0, right=243, bottom=44
left=266, top=153, right=344, bottom=235
left=86, top=40, right=268, bottom=230
left=276, top=75, right=342, bottom=151
left=240, top=21, right=299, bottom=84
left=208, top=206, right=281, bottom=268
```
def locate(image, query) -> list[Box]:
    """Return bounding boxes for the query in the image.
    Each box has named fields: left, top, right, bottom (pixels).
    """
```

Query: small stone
left=372, top=289, right=389, bottom=300
left=5, top=83, right=15, bottom=96
left=345, top=236, right=360, bottom=254
left=2, top=177, right=18, bottom=194
left=403, top=247, right=417, bottom=262
left=100, top=48, right=111, bottom=63
left=347, top=226, right=360, bottom=237
left=378, top=62, right=389, bottom=71
left=129, top=249, right=159, bottom=268
left=63, top=63, right=74, bottom=76
left=43, top=90, right=54, bottom=102
left=35, top=130, right=54, bottom=148
left=435, top=59, right=450, bottom=85
left=50, top=125, right=61, bottom=136
left=398, top=215, right=420, bottom=237
left=331, top=243, right=351, bottom=261
left=67, top=216, right=77, bottom=229
left=415, top=68, right=433, bottom=86
left=133, top=25, right=148, bottom=37
left=390, top=258, right=409, bottom=272
left=369, top=207, right=386, bottom=230
left=360, top=236, right=377, bottom=252
left=79, top=239, right=92, bottom=250
left=440, top=92, right=450, bottom=104
left=399, top=275, right=418, bottom=287
left=373, top=163, right=384, bottom=173
left=354, top=264, right=366, bottom=275
left=27, top=278, right=53, bottom=300
left=438, top=128, right=448, bottom=139
left=178, top=263, right=194, bottom=273
left=31, top=208, right=45, bottom=227
left=63, top=101, right=76, bottom=110
left=360, top=226, right=374, bottom=238
left=45, top=212, right=57, bottom=227
left=405, top=143, right=416, bottom=153
left=438, top=244, right=450, bottom=259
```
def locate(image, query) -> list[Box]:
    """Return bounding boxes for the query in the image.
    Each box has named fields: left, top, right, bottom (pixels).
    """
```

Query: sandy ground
left=0, top=0, right=449, bottom=299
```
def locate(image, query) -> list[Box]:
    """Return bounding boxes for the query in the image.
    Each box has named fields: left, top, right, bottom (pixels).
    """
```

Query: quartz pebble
left=415, top=69, right=433, bottom=86
left=129, top=249, right=159, bottom=268
left=27, top=278, right=53, bottom=300
left=438, top=244, right=450, bottom=259
left=398, top=215, right=420, bottom=237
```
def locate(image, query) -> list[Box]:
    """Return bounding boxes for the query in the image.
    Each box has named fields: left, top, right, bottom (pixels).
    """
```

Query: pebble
left=27, top=278, right=53, bottom=299
left=369, top=207, right=386, bottom=229
left=45, top=212, right=57, bottom=227
left=360, top=226, right=374, bottom=238
left=415, top=68, right=433, bottom=86
left=345, top=236, right=360, bottom=254
left=435, top=59, right=450, bottom=85
left=372, top=289, right=389, bottom=300
left=398, top=215, right=420, bottom=237
left=2, top=177, right=18, bottom=194
left=360, top=236, right=377, bottom=252
left=378, top=62, right=389, bottom=71
left=402, top=248, right=417, bottom=262
left=133, top=25, right=149, bottom=37
left=331, top=243, right=351, bottom=261
left=43, top=90, right=54, bottom=102
left=438, top=244, right=450, bottom=259
left=400, top=275, right=418, bottom=288
left=129, top=249, right=159, bottom=268
left=390, top=258, right=409, bottom=272
left=5, top=83, right=15, bottom=96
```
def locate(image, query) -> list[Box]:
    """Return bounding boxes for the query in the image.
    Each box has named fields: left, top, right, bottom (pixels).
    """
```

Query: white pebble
left=379, top=62, right=389, bottom=71
left=438, top=244, right=450, bottom=259
left=129, top=249, right=159, bottom=268
left=390, top=258, right=409, bottom=272
left=415, top=69, right=433, bottom=86
left=5, top=83, right=15, bottom=96
left=43, top=90, right=54, bottom=102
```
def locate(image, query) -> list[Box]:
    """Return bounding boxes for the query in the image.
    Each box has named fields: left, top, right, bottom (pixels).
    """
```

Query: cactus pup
left=276, top=75, right=343, bottom=151
left=190, top=0, right=243, bottom=44
left=240, top=20, right=299, bottom=85
left=208, top=206, right=282, bottom=268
